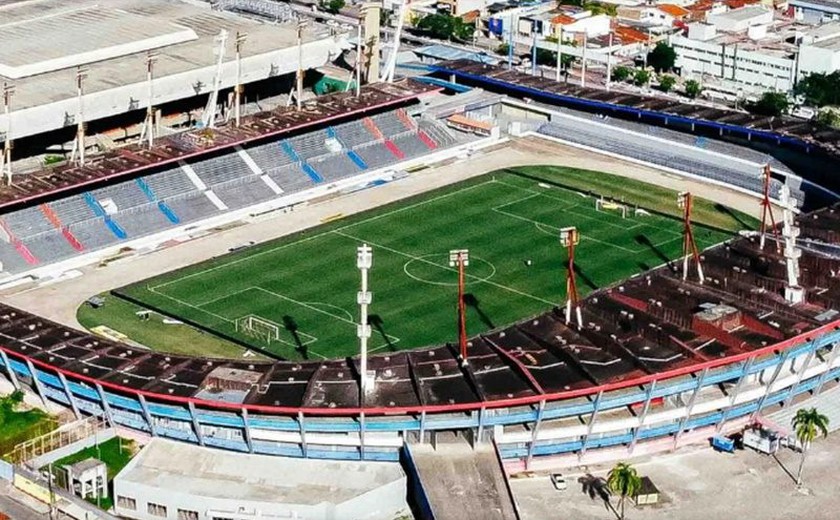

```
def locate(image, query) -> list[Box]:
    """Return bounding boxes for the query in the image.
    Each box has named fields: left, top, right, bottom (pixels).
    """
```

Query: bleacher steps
left=236, top=146, right=264, bottom=175
left=204, top=191, right=228, bottom=211
left=178, top=161, right=208, bottom=191
left=260, top=175, right=284, bottom=195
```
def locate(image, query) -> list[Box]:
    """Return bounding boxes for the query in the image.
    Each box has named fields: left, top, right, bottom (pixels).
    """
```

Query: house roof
left=551, top=14, right=576, bottom=25
left=461, top=9, right=480, bottom=23
left=615, top=25, right=649, bottom=43
left=658, top=4, right=691, bottom=17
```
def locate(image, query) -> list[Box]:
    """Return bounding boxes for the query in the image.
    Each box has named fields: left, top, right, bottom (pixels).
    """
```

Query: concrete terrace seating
left=310, top=153, right=361, bottom=183
left=189, top=154, right=255, bottom=186
left=3, top=206, right=55, bottom=238
left=333, top=120, right=376, bottom=149
left=213, top=177, right=276, bottom=210
left=245, top=141, right=295, bottom=172
left=143, top=169, right=197, bottom=200
left=50, top=196, right=97, bottom=226
left=91, top=182, right=151, bottom=212
left=0, top=111, right=481, bottom=275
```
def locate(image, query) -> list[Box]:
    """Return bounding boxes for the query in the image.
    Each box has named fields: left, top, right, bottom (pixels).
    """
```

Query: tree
left=607, top=462, right=642, bottom=520
left=794, top=71, right=840, bottom=107
left=416, top=14, right=474, bottom=42
left=496, top=42, right=510, bottom=56
left=658, top=74, right=676, bottom=93
left=684, top=79, right=702, bottom=99
left=647, top=42, right=677, bottom=73
left=633, top=68, right=650, bottom=87
left=747, top=91, right=791, bottom=116
left=792, top=407, right=829, bottom=487
left=816, top=108, right=840, bottom=128
left=319, top=0, right=345, bottom=14
left=612, top=65, right=632, bottom=82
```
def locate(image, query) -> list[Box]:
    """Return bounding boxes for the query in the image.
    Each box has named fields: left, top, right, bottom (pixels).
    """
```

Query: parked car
left=550, top=472, right=567, bottom=491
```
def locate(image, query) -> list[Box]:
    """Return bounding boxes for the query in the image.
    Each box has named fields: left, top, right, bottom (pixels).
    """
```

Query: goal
left=235, top=315, right=282, bottom=343
left=595, top=197, right=628, bottom=218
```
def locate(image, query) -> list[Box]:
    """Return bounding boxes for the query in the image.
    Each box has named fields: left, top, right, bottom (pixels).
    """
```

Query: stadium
left=0, top=0, right=838, bottom=495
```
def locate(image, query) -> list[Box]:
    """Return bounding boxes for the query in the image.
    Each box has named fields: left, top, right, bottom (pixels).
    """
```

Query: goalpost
left=595, top=197, right=628, bottom=218
left=235, top=315, right=282, bottom=344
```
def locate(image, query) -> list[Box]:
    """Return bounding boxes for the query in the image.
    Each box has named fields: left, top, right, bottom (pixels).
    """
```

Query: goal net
left=235, top=315, right=282, bottom=343
left=595, top=198, right=628, bottom=218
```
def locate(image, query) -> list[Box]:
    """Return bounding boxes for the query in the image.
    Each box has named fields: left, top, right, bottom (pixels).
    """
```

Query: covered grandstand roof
left=1, top=204, right=838, bottom=414
left=0, top=78, right=438, bottom=210
left=430, top=60, right=840, bottom=155
left=0, top=0, right=339, bottom=139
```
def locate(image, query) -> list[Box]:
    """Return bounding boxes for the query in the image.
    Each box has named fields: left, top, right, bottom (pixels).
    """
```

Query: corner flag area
left=113, top=166, right=753, bottom=360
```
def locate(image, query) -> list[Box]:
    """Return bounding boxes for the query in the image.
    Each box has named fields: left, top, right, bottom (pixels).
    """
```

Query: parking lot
left=510, top=433, right=840, bottom=520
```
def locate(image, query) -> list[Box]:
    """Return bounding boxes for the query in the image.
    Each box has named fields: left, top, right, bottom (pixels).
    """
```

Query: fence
left=3, top=416, right=109, bottom=466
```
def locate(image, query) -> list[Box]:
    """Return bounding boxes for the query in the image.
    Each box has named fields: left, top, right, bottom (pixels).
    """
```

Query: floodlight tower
left=759, top=164, right=780, bottom=252
left=139, top=53, right=158, bottom=149
left=202, top=29, right=228, bottom=129
left=560, top=227, right=583, bottom=328
left=233, top=32, right=247, bottom=127
left=1, top=83, right=14, bottom=185
left=70, top=67, right=88, bottom=166
left=449, top=249, right=470, bottom=364
left=780, top=186, right=805, bottom=304
left=296, top=21, right=307, bottom=111
left=357, top=244, right=375, bottom=394
left=677, top=192, right=704, bottom=284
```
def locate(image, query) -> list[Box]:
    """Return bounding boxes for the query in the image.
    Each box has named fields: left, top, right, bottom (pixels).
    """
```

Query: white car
left=550, top=473, right=567, bottom=491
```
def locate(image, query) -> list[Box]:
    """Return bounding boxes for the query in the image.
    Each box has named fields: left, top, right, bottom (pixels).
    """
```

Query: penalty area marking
left=403, top=254, right=497, bottom=287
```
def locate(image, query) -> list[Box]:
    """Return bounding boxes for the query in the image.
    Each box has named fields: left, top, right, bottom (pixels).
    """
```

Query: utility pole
left=555, top=27, right=562, bottom=82
left=139, top=53, right=157, bottom=148
left=606, top=32, right=613, bottom=91
left=296, top=21, right=306, bottom=111
left=1, top=83, right=13, bottom=185
left=234, top=31, right=247, bottom=127
left=70, top=67, right=88, bottom=166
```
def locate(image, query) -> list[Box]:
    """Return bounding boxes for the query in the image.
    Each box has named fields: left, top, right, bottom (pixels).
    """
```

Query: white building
left=707, top=5, right=774, bottom=31
left=671, top=18, right=840, bottom=94
left=113, top=439, right=409, bottom=520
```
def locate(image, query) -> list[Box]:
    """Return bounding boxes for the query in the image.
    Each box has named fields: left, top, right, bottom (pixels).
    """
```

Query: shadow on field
left=368, top=314, right=397, bottom=352
left=635, top=234, right=672, bottom=269
left=282, top=315, right=308, bottom=360
left=573, top=264, right=598, bottom=291
left=463, top=293, right=495, bottom=329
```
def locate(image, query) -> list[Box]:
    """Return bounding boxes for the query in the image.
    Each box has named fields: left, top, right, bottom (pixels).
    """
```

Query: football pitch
left=114, top=167, right=751, bottom=360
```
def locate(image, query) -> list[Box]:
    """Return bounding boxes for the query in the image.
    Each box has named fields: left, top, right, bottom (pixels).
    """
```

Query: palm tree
left=607, top=462, right=642, bottom=520
left=792, top=407, right=829, bottom=487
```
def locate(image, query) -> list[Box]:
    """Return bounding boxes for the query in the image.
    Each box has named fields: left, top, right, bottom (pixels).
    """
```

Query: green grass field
left=108, top=166, right=756, bottom=361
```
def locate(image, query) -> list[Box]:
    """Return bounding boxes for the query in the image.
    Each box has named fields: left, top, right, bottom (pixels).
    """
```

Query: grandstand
left=0, top=108, right=467, bottom=276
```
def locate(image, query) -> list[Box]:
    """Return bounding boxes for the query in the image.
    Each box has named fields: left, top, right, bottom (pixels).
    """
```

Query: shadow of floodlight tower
left=560, top=227, right=583, bottom=329
left=449, top=249, right=469, bottom=365
left=677, top=192, right=704, bottom=284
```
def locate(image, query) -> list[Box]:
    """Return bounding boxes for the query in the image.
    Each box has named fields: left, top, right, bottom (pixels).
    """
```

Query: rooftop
left=708, top=4, right=772, bottom=22
left=116, top=439, right=405, bottom=504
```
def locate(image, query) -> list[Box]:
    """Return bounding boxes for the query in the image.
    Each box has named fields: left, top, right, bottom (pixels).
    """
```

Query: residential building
left=671, top=19, right=840, bottom=94
left=706, top=4, right=774, bottom=30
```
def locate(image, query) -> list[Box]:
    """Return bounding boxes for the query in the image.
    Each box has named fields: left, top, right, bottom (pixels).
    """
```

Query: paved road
left=0, top=482, right=48, bottom=520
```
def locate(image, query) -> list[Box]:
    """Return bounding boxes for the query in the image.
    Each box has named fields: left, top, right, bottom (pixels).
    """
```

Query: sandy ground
left=0, top=137, right=763, bottom=329
left=511, top=432, right=840, bottom=520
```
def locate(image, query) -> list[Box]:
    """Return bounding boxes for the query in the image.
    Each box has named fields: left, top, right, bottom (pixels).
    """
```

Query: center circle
left=403, top=254, right=497, bottom=287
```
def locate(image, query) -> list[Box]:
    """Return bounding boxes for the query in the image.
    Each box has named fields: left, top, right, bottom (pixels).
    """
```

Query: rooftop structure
left=113, top=439, right=408, bottom=520
left=0, top=0, right=339, bottom=140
